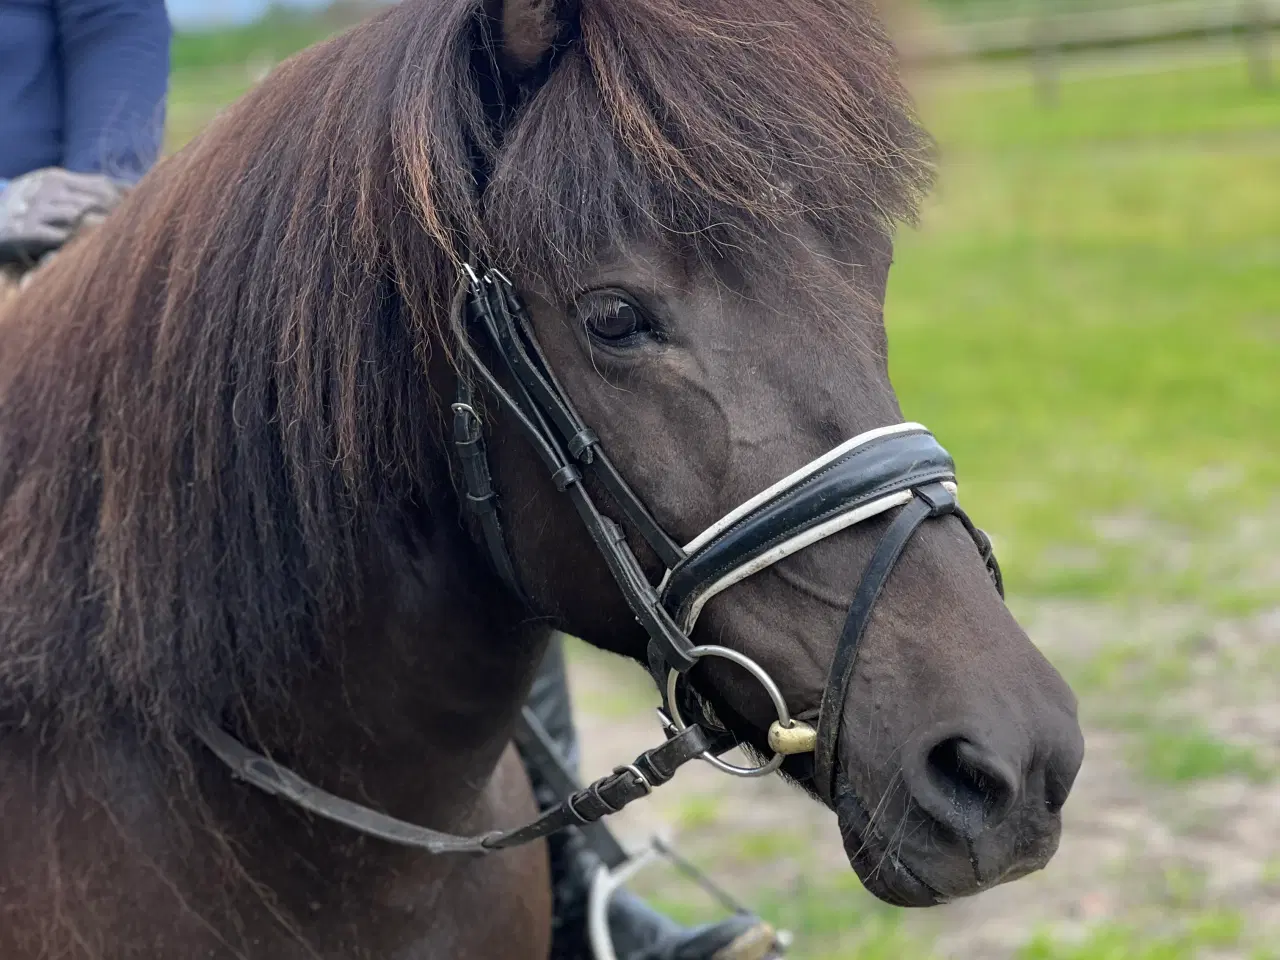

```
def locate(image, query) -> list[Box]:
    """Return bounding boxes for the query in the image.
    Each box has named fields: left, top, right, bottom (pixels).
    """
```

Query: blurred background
left=166, top=2, right=1278, bottom=957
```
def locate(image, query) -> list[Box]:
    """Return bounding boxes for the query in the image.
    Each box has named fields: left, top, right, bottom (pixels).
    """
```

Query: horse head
left=466, top=0, right=1084, bottom=906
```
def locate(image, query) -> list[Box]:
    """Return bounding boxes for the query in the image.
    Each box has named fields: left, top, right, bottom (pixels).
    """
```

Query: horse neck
left=242, top=515, right=550, bottom=827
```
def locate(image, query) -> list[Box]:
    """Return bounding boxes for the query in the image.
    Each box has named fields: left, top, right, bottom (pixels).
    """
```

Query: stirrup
left=586, top=835, right=792, bottom=960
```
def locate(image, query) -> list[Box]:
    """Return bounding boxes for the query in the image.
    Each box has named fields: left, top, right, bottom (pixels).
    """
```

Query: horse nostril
left=1044, top=736, right=1084, bottom=815
left=915, top=736, right=1021, bottom=839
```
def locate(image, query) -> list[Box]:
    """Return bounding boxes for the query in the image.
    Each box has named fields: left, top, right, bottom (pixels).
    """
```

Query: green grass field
left=894, top=61, right=1279, bottom=614
left=165, top=32, right=1279, bottom=960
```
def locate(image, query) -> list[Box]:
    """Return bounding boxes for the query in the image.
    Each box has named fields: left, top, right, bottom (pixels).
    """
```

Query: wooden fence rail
left=902, top=0, right=1277, bottom=92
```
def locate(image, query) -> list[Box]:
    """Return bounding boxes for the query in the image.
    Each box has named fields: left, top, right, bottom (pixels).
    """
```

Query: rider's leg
left=523, top=636, right=779, bottom=960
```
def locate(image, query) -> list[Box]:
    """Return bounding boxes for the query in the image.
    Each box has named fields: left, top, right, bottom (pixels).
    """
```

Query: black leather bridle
left=198, top=264, right=1003, bottom=854
left=450, top=265, right=1003, bottom=796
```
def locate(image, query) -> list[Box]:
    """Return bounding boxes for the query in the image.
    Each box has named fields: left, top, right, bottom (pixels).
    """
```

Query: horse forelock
left=484, top=0, right=933, bottom=294
left=0, top=0, right=928, bottom=739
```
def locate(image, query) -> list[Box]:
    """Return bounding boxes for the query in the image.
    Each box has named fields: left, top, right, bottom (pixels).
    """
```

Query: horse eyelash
left=575, top=294, right=627, bottom=321
left=574, top=290, right=667, bottom=344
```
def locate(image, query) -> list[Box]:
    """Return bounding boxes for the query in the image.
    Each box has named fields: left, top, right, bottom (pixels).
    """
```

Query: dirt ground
left=565, top=600, right=1280, bottom=958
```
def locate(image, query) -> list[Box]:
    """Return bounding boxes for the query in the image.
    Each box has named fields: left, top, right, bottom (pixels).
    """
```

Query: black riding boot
left=522, top=638, right=781, bottom=960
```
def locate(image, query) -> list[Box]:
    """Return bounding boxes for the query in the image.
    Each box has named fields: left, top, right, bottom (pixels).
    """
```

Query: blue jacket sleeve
left=54, top=0, right=172, bottom=183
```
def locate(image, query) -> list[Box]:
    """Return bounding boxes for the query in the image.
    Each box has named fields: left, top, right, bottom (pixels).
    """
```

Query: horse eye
left=580, top=295, right=651, bottom=345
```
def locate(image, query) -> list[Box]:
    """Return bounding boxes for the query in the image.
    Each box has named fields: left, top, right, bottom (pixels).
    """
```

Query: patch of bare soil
left=565, top=600, right=1280, bottom=958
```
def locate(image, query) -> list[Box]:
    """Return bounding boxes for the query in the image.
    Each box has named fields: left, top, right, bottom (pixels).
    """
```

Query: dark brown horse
left=0, top=0, right=1084, bottom=956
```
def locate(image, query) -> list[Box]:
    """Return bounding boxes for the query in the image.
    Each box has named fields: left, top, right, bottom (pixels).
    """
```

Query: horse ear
left=490, top=0, right=580, bottom=78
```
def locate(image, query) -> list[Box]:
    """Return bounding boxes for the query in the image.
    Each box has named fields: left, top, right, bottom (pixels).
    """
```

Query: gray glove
left=0, top=168, right=126, bottom=264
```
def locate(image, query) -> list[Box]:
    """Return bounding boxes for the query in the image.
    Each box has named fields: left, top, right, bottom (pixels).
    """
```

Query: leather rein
left=197, top=265, right=1003, bottom=856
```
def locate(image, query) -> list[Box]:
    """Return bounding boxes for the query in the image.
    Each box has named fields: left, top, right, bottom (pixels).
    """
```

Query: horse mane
left=0, top=0, right=930, bottom=739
